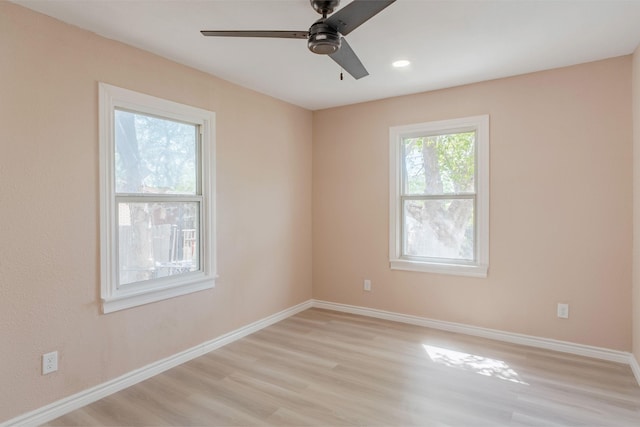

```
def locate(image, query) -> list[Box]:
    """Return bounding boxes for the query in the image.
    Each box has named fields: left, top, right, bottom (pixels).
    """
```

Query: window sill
left=390, top=259, right=488, bottom=278
left=102, top=278, right=215, bottom=313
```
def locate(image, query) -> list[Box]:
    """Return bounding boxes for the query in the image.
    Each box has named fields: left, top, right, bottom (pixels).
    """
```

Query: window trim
left=99, top=83, right=216, bottom=313
left=389, top=115, right=489, bottom=278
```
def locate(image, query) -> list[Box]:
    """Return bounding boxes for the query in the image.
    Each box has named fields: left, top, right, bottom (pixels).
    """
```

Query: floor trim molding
left=1, top=300, right=313, bottom=427
left=312, top=300, right=635, bottom=367
left=5, top=298, right=638, bottom=426
left=630, top=354, right=640, bottom=387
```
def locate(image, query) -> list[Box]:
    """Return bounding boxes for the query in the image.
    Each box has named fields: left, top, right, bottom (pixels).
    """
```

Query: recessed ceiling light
left=392, top=59, right=411, bottom=68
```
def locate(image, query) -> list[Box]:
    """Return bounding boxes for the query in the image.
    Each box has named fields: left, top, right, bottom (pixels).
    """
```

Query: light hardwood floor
left=47, top=308, right=640, bottom=426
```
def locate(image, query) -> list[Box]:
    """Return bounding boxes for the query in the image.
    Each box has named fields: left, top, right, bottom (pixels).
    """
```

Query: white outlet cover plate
left=557, top=303, right=569, bottom=319
left=42, top=351, right=58, bottom=375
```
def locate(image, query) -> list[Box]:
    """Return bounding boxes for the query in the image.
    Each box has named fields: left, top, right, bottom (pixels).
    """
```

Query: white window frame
left=389, top=115, right=489, bottom=277
left=99, top=83, right=216, bottom=313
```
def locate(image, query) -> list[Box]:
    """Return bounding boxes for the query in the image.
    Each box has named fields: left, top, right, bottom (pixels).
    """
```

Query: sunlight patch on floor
left=423, top=345, right=528, bottom=385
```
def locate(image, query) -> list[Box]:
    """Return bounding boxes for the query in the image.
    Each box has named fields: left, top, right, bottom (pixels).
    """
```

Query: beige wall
left=313, top=57, right=633, bottom=351
left=633, top=45, right=640, bottom=366
left=2, top=1, right=638, bottom=423
left=0, top=3, right=312, bottom=422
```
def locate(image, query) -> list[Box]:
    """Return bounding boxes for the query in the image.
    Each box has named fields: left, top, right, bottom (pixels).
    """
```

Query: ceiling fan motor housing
left=308, top=21, right=341, bottom=55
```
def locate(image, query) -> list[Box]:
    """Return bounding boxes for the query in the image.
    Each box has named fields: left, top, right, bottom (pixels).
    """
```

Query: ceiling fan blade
left=326, top=0, right=396, bottom=36
left=201, top=30, right=308, bottom=39
left=329, top=37, right=369, bottom=80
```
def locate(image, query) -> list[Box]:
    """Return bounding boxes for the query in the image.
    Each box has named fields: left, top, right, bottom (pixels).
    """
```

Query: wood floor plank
left=45, top=308, right=640, bottom=426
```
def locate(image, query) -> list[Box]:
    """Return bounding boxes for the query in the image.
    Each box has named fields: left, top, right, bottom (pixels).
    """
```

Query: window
left=389, top=115, right=489, bottom=277
left=99, top=83, right=216, bottom=313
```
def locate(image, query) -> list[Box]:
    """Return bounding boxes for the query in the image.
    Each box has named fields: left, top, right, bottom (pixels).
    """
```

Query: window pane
left=402, top=132, right=475, bottom=195
left=115, top=110, right=197, bottom=195
left=403, top=198, right=474, bottom=260
left=118, top=202, right=199, bottom=286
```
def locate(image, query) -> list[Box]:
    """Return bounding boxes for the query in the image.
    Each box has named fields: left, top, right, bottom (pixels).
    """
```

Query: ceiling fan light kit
left=201, top=0, right=396, bottom=80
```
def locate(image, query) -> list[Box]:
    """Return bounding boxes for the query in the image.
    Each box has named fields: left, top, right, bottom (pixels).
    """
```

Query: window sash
left=115, top=195, right=204, bottom=289
left=112, top=113, right=204, bottom=289
left=400, top=131, right=477, bottom=197
left=113, top=110, right=202, bottom=197
left=399, top=130, right=478, bottom=262
left=400, top=194, right=477, bottom=263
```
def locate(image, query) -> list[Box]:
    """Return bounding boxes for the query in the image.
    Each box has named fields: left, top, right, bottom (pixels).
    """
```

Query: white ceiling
left=12, top=0, right=640, bottom=110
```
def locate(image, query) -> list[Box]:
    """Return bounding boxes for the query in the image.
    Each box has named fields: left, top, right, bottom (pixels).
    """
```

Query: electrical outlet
left=42, top=351, right=58, bottom=375
left=557, top=303, right=569, bottom=319
left=363, top=279, right=371, bottom=291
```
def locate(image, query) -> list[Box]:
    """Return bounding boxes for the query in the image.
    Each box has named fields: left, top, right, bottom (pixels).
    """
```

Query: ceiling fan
left=201, top=0, right=397, bottom=80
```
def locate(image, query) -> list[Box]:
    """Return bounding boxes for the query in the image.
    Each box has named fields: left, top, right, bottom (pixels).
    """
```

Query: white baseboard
left=1, top=300, right=313, bottom=427
left=630, top=354, right=640, bottom=386
left=312, top=300, right=635, bottom=366
left=5, top=298, right=638, bottom=426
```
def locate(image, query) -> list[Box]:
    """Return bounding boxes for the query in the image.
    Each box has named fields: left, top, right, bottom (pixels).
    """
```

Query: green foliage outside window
left=402, top=131, right=476, bottom=260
